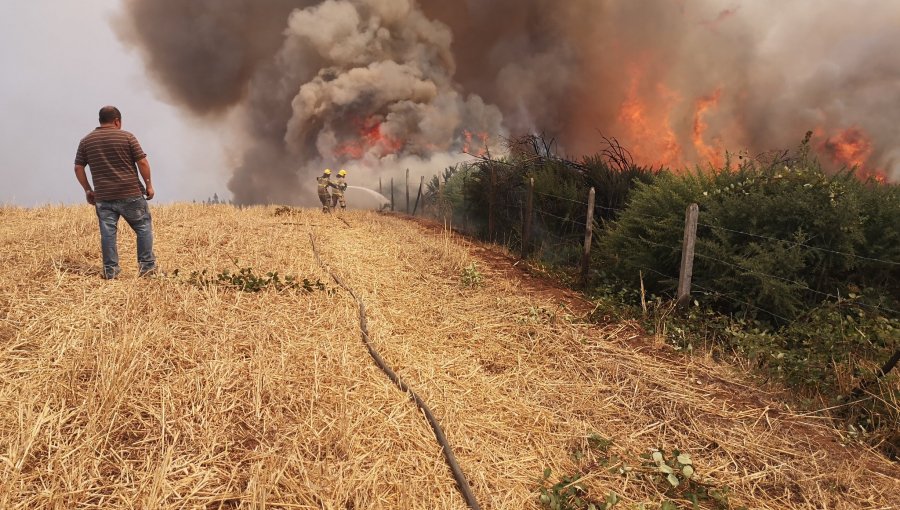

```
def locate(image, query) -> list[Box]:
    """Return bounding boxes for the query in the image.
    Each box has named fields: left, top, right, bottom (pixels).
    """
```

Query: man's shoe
left=139, top=267, right=159, bottom=278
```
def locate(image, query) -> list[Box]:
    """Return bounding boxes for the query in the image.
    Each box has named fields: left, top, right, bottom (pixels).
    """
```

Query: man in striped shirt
left=74, top=106, right=157, bottom=279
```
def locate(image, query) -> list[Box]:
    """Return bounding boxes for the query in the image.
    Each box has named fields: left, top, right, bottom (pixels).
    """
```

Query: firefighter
left=332, top=169, right=348, bottom=210
left=316, top=169, right=334, bottom=213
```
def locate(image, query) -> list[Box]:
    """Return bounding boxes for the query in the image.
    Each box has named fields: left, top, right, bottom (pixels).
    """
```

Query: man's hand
left=136, top=158, right=154, bottom=200
left=74, top=165, right=94, bottom=204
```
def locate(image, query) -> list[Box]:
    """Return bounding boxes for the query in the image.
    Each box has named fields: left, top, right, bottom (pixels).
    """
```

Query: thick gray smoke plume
left=118, top=0, right=900, bottom=204
left=119, top=0, right=504, bottom=204
left=419, top=0, right=900, bottom=178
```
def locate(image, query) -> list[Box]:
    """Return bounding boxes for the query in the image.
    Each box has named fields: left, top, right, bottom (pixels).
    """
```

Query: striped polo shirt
left=74, top=127, right=147, bottom=201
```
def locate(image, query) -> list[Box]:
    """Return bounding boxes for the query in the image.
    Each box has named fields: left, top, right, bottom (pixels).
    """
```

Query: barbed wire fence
left=407, top=151, right=899, bottom=324
left=409, top=169, right=900, bottom=404
left=392, top=138, right=899, bottom=448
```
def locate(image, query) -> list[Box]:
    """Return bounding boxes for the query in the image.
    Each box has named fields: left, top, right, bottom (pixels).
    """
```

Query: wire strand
left=466, top=190, right=898, bottom=317
left=693, top=252, right=900, bottom=316
left=697, top=222, right=900, bottom=266
left=630, top=264, right=794, bottom=323
left=534, top=190, right=588, bottom=206
left=691, top=282, right=794, bottom=323
left=613, top=233, right=899, bottom=317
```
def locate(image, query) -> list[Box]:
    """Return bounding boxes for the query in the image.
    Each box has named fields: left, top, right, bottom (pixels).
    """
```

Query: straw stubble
left=0, top=204, right=896, bottom=509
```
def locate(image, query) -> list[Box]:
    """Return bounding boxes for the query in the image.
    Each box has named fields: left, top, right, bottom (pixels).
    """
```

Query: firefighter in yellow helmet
left=316, top=169, right=335, bottom=213
left=332, top=169, right=348, bottom=210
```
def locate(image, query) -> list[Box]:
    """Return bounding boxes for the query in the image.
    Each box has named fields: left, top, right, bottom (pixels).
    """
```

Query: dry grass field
left=0, top=204, right=897, bottom=509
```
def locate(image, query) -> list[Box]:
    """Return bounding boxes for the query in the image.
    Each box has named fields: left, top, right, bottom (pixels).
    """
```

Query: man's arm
left=136, top=157, right=154, bottom=200
left=74, top=165, right=95, bottom=205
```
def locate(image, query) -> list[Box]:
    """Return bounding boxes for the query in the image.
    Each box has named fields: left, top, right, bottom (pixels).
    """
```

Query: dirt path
left=0, top=205, right=896, bottom=509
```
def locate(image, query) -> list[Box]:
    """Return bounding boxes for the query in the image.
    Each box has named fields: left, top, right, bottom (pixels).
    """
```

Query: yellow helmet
left=338, top=169, right=347, bottom=177
left=323, top=169, right=332, bottom=175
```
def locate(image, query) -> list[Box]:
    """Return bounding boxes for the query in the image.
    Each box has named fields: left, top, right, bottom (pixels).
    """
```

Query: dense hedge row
left=602, top=162, right=899, bottom=321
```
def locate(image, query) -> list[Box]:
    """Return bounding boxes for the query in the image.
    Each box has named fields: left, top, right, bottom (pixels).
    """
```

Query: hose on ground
left=309, top=232, right=482, bottom=510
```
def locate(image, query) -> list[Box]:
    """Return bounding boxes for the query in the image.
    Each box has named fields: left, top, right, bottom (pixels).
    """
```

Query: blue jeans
left=95, top=197, right=156, bottom=279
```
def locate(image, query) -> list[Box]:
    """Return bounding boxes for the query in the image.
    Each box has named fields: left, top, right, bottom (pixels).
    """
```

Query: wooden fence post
left=406, top=168, right=410, bottom=214
left=390, top=178, right=395, bottom=212
left=439, top=180, right=446, bottom=223
left=462, top=171, right=469, bottom=233
left=488, top=164, right=496, bottom=241
left=677, top=203, right=700, bottom=307
left=522, top=178, right=534, bottom=258
left=412, top=176, right=424, bottom=216
left=580, top=187, right=596, bottom=286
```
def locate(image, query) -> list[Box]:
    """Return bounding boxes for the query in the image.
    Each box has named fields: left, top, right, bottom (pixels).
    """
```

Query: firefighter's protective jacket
left=333, top=177, right=347, bottom=196
left=317, top=176, right=334, bottom=196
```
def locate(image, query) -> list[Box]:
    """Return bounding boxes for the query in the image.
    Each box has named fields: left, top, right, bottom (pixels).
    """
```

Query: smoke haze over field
left=118, top=0, right=900, bottom=204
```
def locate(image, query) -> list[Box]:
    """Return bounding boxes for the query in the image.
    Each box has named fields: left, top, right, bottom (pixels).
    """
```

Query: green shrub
left=856, top=183, right=900, bottom=297
left=597, top=154, right=899, bottom=455
left=176, top=267, right=329, bottom=293
left=582, top=154, right=658, bottom=222
left=735, top=297, right=899, bottom=437
left=642, top=292, right=898, bottom=458
left=600, top=159, right=899, bottom=322
left=459, top=262, right=484, bottom=288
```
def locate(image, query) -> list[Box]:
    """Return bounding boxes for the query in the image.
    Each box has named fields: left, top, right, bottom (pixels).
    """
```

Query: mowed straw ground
left=0, top=204, right=897, bottom=509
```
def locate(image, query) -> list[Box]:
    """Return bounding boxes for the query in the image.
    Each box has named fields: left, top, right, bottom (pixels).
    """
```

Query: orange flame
left=820, top=127, right=872, bottom=169
left=462, top=129, right=490, bottom=156
left=818, top=127, right=889, bottom=183
left=617, top=67, right=683, bottom=168
left=334, top=117, right=403, bottom=160
left=692, top=88, right=725, bottom=167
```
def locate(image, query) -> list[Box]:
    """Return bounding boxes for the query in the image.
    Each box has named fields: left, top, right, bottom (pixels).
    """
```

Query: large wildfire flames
left=614, top=70, right=887, bottom=179
left=616, top=66, right=683, bottom=168
left=333, top=118, right=491, bottom=160
left=614, top=70, right=728, bottom=171
left=334, top=117, right=405, bottom=160
left=118, top=0, right=899, bottom=204
left=691, top=89, right=725, bottom=169
left=819, top=127, right=885, bottom=181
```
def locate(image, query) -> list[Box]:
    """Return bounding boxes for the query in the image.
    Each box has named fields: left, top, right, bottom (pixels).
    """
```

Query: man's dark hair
left=98, top=106, right=122, bottom=124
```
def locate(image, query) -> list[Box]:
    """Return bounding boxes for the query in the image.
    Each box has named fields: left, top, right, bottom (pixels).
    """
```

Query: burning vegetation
left=117, top=0, right=900, bottom=202
left=821, top=127, right=880, bottom=177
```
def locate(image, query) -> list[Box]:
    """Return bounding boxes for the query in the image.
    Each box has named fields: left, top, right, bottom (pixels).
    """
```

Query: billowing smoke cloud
left=118, top=0, right=504, bottom=204
left=118, top=0, right=900, bottom=204
left=419, top=0, right=900, bottom=178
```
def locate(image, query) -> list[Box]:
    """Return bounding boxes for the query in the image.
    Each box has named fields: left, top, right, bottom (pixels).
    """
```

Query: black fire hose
left=309, top=233, right=482, bottom=510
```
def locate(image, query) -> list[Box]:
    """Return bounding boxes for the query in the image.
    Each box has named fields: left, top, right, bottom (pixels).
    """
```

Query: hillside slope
left=0, top=204, right=897, bottom=509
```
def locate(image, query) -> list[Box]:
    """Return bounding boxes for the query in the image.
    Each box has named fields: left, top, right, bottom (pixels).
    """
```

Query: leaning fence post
left=580, top=187, right=596, bottom=286
left=677, top=203, right=700, bottom=307
left=848, top=349, right=900, bottom=400
left=412, top=176, right=424, bottom=216
left=522, top=177, right=534, bottom=258
left=390, top=178, right=395, bottom=212
left=406, top=168, right=410, bottom=214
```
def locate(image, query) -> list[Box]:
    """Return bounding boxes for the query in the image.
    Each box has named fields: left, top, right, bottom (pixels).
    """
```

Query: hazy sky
left=0, top=1, right=228, bottom=206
